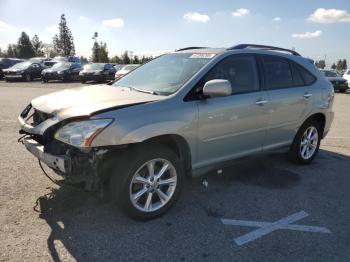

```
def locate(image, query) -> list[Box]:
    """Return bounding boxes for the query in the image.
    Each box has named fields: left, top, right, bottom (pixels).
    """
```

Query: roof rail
left=175, top=47, right=207, bottom=52
left=228, top=44, right=301, bottom=56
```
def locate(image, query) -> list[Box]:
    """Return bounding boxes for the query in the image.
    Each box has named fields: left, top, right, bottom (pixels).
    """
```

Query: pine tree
left=52, top=14, right=75, bottom=56
left=133, top=55, right=140, bottom=64
left=110, top=55, right=122, bottom=64
left=121, top=51, right=131, bottom=64
left=331, top=63, right=336, bottom=70
left=31, top=35, right=44, bottom=57
left=17, top=32, right=35, bottom=59
left=336, top=59, right=343, bottom=71
left=342, top=59, right=347, bottom=70
left=6, top=44, right=18, bottom=57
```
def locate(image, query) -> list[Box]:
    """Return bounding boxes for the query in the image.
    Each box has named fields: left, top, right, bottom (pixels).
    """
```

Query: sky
left=0, top=0, right=349, bottom=65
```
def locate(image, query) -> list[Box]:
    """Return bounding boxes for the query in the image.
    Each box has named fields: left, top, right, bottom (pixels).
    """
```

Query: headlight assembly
left=54, top=119, right=113, bottom=147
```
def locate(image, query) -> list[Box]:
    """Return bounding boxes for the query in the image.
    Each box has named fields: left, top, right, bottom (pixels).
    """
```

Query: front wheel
left=24, top=73, right=31, bottom=82
left=109, top=144, right=184, bottom=220
left=290, top=120, right=321, bottom=164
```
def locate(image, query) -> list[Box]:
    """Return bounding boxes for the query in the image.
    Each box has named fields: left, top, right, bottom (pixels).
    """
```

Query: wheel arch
left=301, top=113, right=326, bottom=138
left=142, top=134, right=193, bottom=177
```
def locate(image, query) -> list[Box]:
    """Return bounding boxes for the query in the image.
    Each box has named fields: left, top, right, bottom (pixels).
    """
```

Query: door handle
left=303, top=92, right=312, bottom=99
left=255, top=99, right=268, bottom=106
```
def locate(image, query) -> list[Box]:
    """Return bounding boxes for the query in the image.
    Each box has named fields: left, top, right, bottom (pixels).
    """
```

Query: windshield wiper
left=129, top=87, right=160, bottom=95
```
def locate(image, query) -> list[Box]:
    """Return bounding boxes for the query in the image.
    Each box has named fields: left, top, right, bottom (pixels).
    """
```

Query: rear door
left=260, top=55, right=317, bottom=150
left=195, top=55, right=270, bottom=168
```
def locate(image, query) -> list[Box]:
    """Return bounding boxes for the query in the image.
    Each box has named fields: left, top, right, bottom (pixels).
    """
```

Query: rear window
left=262, top=56, right=293, bottom=89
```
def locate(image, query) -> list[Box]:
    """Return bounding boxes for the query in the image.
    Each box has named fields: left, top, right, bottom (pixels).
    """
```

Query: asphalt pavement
left=0, top=80, right=349, bottom=262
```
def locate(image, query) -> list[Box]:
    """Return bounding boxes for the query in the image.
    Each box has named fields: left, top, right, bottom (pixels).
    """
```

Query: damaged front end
left=19, top=104, right=117, bottom=191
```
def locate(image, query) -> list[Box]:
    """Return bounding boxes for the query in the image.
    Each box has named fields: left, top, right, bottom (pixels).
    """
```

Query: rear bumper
left=23, top=138, right=71, bottom=173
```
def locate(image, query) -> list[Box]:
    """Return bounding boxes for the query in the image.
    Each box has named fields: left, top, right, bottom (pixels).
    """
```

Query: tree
left=331, top=63, right=337, bottom=70
left=141, top=55, right=153, bottom=64
left=80, top=56, right=89, bottom=65
left=17, top=32, right=35, bottom=59
left=31, top=35, right=44, bottom=57
left=52, top=14, right=75, bottom=56
left=90, top=32, right=109, bottom=63
left=132, top=55, right=140, bottom=64
left=110, top=55, right=122, bottom=64
left=121, top=51, right=131, bottom=64
left=315, top=60, right=326, bottom=69
left=0, top=48, right=4, bottom=58
left=336, top=59, right=343, bottom=71
left=6, top=44, right=18, bottom=57
left=342, top=59, right=347, bottom=70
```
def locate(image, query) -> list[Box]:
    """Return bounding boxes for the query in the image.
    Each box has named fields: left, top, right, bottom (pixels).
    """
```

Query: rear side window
left=295, top=64, right=316, bottom=85
left=204, top=55, right=259, bottom=94
left=290, top=62, right=305, bottom=86
left=262, top=56, right=293, bottom=89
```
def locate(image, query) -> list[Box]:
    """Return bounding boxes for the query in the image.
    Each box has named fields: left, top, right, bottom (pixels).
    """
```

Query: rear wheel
left=290, top=120, right=321, bottom=164
left=109, top=144, right=184, bottom=220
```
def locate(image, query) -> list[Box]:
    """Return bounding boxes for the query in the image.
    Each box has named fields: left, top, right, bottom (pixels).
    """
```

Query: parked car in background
left=41, top=62, right=82, bottom=82
left=0, top=58, right=23, bottom=79
left=3, top=61, right=44, bottom=81
left=343, top=69, right=350, bottom=87
left=19, top=44, right=334, bottom=220
left=52, top=56, right=81, bottom=64
left=113, top=64, right=124, bottom=72
left=115, top=64, right=140, bottom=79
left=320, top=69, right=348, bottom=92
left=79, top=63, right=116, bottom=83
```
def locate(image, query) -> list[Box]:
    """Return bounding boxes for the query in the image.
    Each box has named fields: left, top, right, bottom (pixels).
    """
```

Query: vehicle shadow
left=35, top=148, right=350, bottom=261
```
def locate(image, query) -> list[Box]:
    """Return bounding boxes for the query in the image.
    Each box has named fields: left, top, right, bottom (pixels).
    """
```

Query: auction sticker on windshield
left=190, top=53, right=216, bottom=59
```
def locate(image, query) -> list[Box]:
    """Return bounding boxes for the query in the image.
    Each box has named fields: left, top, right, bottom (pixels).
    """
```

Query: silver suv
left=19, top=44, right=334, bottom=220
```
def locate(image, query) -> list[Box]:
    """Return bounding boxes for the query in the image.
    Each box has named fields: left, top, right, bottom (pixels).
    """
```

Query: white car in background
left=343, top=69, right=350, bottom=87
left=115, top=64, right=140, bottom=79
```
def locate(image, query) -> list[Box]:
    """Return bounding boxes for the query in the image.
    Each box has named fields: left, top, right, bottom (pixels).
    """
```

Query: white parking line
left=0, top=119, right=17, bottom=122
left=222, top=211, right=331, bottom=246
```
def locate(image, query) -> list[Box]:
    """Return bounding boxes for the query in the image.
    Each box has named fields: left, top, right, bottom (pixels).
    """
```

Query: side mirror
left=202, top=79, right=232, bottom=98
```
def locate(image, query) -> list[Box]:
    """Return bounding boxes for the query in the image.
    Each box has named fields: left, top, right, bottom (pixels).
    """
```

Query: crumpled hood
left=31, top=84, right=165, bottom=119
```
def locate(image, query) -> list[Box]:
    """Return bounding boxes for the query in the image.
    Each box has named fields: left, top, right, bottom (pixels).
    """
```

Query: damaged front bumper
left=21, top=137, right=112, bottom=190
left=23, top=138, right=71, bottom=173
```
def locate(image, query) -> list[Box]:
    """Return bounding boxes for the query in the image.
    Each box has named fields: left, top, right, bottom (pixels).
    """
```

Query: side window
left=204, top=55, right=259, bottom=94
left=262, top=56, right=293, bottom=89
left=296, top=64, right=316, bottom=85
left=290, top=62, right=305, bottom=86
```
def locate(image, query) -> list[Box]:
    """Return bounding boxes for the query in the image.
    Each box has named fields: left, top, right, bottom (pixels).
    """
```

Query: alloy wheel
left=300, top=126, right=318, bottom=160
left=129, top=158, right=177, bottom=212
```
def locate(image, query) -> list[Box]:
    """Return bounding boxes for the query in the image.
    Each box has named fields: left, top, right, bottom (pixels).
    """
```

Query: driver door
left=195, top=55, right=270, bottom=168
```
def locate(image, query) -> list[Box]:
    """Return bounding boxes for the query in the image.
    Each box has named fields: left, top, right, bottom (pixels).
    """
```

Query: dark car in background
left=52, top=56, right=81, bottom=64
left=0, top=58, right=23, bottom=79
left=41, top=62, right=81, bottom=82
left=320, top=69, right=348, bottom=92
left=3, top=61, right=44, bottom=81
left=79, top=63, right=116, bottom=83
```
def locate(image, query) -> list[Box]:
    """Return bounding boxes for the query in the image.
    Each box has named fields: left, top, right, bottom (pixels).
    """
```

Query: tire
left=25, top=73, right=31, bottom=82
left=81, top=79, right=86, bottom=84
left=42, top=77, right=48, bottom=83
left=290, top=119, right=321, bottom=164
left=109, top=144, right=184, bottom=220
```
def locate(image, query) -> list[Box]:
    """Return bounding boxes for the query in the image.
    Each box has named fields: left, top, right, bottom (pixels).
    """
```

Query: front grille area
left=22, top=104, right=53, bottom=127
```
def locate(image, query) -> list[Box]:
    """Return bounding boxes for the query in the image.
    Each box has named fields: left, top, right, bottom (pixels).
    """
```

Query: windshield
left=113, top=53, right=215, bottom=94
left=51, top=62, right=71, bottom=70
left=84, top=63, right=105, bottom=70
left=322, top=70, right=338, bottom=77
left=11, top=62, right=31, bottom=70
